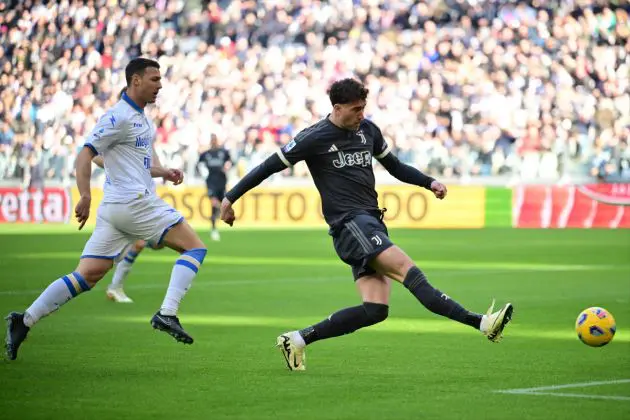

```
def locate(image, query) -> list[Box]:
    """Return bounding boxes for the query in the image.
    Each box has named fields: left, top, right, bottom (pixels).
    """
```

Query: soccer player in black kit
left=198, top=134, right=232, bottom=241
left=220, top=78, right=513, bottom=371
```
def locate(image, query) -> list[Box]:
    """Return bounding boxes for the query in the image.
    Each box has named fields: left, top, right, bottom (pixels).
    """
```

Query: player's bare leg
left=371, top=246, right=513, bottom=342
left=150, top=221, right=207, bottom=344
left=278, top=274, right=391, bottom=371
left=107, top=240, right=146, bottom=303
left=5, top=258, right=113, bottom=360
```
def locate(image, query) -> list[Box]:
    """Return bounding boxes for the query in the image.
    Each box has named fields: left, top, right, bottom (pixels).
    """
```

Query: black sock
left=211, top=206, right=219, bottom=229
left=299, top=302, right=389, bottom=345
left=403, top=266, right=481, bottom=329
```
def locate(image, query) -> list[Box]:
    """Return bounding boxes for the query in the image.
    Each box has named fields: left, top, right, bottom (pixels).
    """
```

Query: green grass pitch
left=0, top=226, right=629, bottom=419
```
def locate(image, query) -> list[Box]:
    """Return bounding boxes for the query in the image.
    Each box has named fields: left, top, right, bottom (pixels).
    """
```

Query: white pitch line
left=500, top=379, right=630, bottom=392
left=497, top=379, right=630, bottom=401
left=508, top=392, right=630, bottom=401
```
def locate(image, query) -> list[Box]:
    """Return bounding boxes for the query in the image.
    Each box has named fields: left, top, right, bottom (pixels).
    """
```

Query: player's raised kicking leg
left=370, top=245, right=513, bottom=342
left=106, top=240, right=146, bottom=303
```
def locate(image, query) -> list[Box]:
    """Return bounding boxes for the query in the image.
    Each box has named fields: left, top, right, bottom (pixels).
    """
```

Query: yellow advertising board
left=71, top=184, right=484, bottom=229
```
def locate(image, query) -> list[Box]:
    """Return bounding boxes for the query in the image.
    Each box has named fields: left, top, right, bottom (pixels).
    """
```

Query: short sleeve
left=276, top=129, right=317, bottom=167
left=84, top=111, right=126, bottom=155
left=372, top=124, right=391, bottom=160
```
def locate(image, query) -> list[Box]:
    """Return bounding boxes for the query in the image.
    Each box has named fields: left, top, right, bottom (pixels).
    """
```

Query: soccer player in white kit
left=4, top=58, right=208, bottom=360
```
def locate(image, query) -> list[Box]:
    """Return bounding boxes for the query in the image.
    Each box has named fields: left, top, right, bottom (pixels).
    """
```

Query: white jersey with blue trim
left=84, top=93, right=157, bottom=204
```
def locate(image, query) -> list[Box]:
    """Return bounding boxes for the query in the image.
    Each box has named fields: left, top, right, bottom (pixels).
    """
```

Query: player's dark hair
left=328, top=78, right=369, bottom=105
left=125, top=58, right=160, bottom=86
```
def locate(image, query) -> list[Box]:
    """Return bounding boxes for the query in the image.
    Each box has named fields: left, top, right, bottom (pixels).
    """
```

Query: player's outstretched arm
left=220, top=153, right=287, bottom=226
left=377, top=153, right=447, bottom=199
left=75, top=146, right=96, bottom=229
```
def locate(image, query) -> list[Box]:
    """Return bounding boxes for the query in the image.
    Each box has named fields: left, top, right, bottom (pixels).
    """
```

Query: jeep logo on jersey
left=332, top=150, right=372, bottom=168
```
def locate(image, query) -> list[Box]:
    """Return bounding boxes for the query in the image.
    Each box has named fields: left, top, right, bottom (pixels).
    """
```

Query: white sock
left=160, top=248, right=207, bottom=316
left=110, top=250, right=138, bottom=288
left=290, top=331, right=306, bottom=348
left=24, top=272, right=91, bottom=327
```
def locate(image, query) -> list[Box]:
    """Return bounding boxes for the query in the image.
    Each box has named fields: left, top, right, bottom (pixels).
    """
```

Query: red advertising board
left=0, top=187, right=72, bottom=223
left=513, top=184, right=630, bottom=228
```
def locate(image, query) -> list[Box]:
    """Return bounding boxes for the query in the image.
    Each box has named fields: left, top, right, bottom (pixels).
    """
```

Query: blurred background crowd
left=0, top=0, right=629, bottom=190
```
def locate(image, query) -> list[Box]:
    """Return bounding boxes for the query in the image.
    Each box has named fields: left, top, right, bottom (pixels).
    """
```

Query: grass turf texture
left=0, top=227, right=629, bottom=419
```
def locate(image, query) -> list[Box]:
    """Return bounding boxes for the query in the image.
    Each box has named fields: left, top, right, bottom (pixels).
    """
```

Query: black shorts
left=330, top=211, right=394, bottom=281
left=206, top=183, right=226, bottom=200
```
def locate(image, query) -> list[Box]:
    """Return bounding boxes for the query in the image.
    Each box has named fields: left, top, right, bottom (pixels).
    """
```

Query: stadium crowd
left=0, top=0, right=628, bottom=189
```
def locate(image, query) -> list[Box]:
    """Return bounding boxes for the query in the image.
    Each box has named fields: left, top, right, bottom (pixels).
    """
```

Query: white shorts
left=81, top=194, right=184, bottom=260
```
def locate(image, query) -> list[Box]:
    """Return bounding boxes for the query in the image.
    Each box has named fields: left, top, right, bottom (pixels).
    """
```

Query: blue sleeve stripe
left=175, top=259, right=199, bottom=273
left=84, top=143, right=98, bottom=156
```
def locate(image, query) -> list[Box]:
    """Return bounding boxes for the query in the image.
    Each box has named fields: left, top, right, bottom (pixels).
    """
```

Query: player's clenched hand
left=220, top=198, right=235, bottom=226
left=75, top=195, right=91, bottom=230
left=430, top=180, right=447, bottom=200
left=164, top=168, right=184, bottom=185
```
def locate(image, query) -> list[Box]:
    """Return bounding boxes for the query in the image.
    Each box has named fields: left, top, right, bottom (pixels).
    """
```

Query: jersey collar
left=122, top=92, right=144, bottom=114
left=325, top=114, right=360, bottom=134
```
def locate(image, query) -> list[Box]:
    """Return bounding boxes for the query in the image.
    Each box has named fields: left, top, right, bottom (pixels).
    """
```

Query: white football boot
left=210, top=229, right=220, bottom=242
left=480, top=299, right=513, bottom=342
left=276, top=332, right=306, bottom=371
left=106, top=287, right=134, bottom=303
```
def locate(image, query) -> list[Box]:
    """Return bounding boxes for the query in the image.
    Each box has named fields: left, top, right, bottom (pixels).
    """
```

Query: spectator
left=0, top=0, right=627, bottom=187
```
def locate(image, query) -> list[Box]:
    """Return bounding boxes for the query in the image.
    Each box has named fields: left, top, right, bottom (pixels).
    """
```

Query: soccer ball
left=575, top=307, right=616, bottom=347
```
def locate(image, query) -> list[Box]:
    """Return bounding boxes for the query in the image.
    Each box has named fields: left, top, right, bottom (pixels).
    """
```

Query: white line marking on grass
left=497, top=379, right=630, bottom=401
left=505, top=392, right=630, bottom=401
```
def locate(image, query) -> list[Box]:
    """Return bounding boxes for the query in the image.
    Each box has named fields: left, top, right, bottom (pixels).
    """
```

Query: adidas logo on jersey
left=328, top=144, right=338, bottom=152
